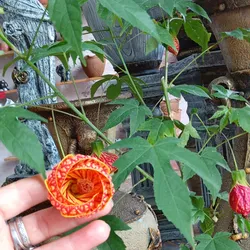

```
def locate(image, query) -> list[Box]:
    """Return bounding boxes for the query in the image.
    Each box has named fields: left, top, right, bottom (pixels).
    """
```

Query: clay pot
left=82, top=55, right=106, bottom=78
left=39, top=0, right=48, bottom=5
left=0, top=41, right=9, bottom=52
left=195, top=0, right=250, bottom=73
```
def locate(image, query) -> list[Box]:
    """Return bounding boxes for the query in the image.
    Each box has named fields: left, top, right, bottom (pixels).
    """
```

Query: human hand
left=0, top=175, right=113, bottom=250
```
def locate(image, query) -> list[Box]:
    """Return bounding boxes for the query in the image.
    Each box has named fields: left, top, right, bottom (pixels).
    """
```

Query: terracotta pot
left=195, top=0, right=250, bottom=73
left=39, top=0, right=48, bottom=5
left=82, top=55, right=106, bottom=78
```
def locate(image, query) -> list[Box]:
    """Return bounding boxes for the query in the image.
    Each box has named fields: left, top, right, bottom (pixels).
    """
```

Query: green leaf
left=0, top=107, right=46, bottom=178
left=196, top=232, right=241, bottom=250
left=209, top=106, right=229, bottom=120
left=200, top=147, right=225, bottom=200
left=184, top=17, right=211, bottom=51
left=180, top=245, right=190, bottom=250
left=146, top=36, right=159, bottom=55
left=97, top=230, right=126, bottom=250
left=179, top=122, right=200, bottom=147
left=3, top=56, right=22, bottom=77
left=91, top=75, right=119, bottom=98
left=97, top=0, right=175, bottom=47
left=183, top=147, right=228, bottom=200
left=159, top=0, right=175, bottom=16
left=107, top=137, right=225, bottom=246
left=82, top=41, right=105, bottom=61
left=200, top=208, right=214, bottom=236
left=168, top=84, right=211, bottom=99
left=191, top=196, right=205, bottom=223
left=217, top=191, right=229, bottom=202
left=170, top=18, right=183, bottom=36
left=98, top=216, right=130, bottom=249
left=221, top=28, right=244, bottom=40
left=154, top=155, right=194, bottom=246
left=182, top=2, right=211, bottom=22
left=229, top=106, right=250, bottom=133
left=244, top=218, right=250, bottom=233
left=212, top=85, right=247, bottom=102
left=78, top=0, right=88, bottom=4
left=100, top=215, right=131, bottom=231
left=138, top=118, right=175, bottom=144
left=107, top=82, right=122, bottom=100
left=237, top=214, right=245, bottom=234
left=119, top=75, right=145, bottom=101
left=219, top=113, right=229, bottom=132
left=221, top=28, right=250, bottom=43
left=201, top=147, right=230, bottom=172
left=48, top=0, right=84, bottom=63
left=0, top=7, right=4, bottom=14
left=103, top=99, right=152, bottom=136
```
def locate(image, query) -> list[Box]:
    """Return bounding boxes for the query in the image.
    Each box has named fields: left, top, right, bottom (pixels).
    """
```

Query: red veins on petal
left=45, top=155, right=114, bottom=218
left=91, top=152, right=118, bottom=174
left=229, top=184, right=250, bottom=218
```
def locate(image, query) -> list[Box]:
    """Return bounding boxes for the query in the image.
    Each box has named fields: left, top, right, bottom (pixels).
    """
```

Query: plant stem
left=110, top=29, right=146, bottom=106
left=25, top=59, right=153, bottom=180
left=216, top=132, right=247, bottom=148
left=25, top=60, right=111, bottom=143
left=198, top=133, right=215, bottom=154
left=221, top=132, right=239, bottom=171
left=51, top=105, right=65, bottom=158
left=27, top=105, right=82, bottom=120
left=195, top=113, right=211, bottom=136
left=135, top=166, right=154, bottom=182
left=169, top=42, right=220, bottom=88
left=151, top=96, right=163, bottom=113
left=70, top=73, right=85, bottom=115
left=0, top=30, right=21, bottom=55
left=15, top=95, right=56, bottom=108
left=26, top=7, right=47, bottom=59
left=2, top=28, right=154, bottom=185
left=162, top=49, right=172, bottom=117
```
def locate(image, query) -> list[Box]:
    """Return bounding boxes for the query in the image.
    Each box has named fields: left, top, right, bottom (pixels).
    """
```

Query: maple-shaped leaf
left=191, top=196, right=205, bottom=224
left=209, top=106, right=230, bottom=132
left=183, top=147, right=228, bottom=200
left=103, top=99, right=152, bottom=136
left=196, top=232, right=241, bottom=250
left=230, top=105, right=250, bottom=133
left=168, top=84, right=210, bottom=99
left=97, top=215, right=130, bottom=250
left=212, top=84, right=247, bottom=102
left=0, top=107, right=47, bottom=178
left=159, top=0, right=210, bottom=21
left=200, top=208, right=214, bottom=236
left=138, top=118, right=174, bottom=144
left=107, top=137, right=223, bottom=246
left=179, top=122, right=200, bottom=147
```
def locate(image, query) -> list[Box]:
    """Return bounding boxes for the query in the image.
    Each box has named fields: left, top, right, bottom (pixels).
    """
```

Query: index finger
left=0, top=175, right=47, bottom=220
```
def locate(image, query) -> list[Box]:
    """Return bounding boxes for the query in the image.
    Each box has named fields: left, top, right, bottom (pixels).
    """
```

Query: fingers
left=0, top=175, right=47, bottom=220
left=23, top=201, right=113, bottom=245
left=37, top=220, right=110, bottom=250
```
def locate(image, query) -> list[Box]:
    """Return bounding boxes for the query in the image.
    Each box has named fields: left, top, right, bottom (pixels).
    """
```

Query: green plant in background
left=1, top=0, right=250, bottom=249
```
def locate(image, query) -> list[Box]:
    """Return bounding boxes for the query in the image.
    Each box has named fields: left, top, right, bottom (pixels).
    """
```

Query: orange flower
left=45, top=154, right=115, bottom=218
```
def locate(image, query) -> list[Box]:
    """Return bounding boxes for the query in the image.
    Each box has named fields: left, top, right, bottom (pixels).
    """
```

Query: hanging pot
left=82, top=0, right=164, bottom=75
left=195, top=0, right=250, bottom=76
